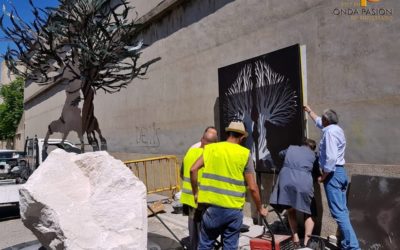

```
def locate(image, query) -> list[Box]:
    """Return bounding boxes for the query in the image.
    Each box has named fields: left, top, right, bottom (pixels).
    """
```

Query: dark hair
left=303, top=138, right=316, bottom=151
left=204, top=126, right=217, bottom=133
left=226, top=131, right=243, bottom=139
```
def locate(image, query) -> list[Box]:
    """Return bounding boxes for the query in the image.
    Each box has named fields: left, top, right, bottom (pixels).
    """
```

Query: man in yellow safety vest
left=190, top=121, right=268, bottom=249
left=180, top=126, right=218, bottom=250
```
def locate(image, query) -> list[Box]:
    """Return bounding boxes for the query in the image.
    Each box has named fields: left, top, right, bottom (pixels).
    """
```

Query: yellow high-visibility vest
left=180, top=147, right=204, bottom=208
left=197, top=141, right=249, bottom=209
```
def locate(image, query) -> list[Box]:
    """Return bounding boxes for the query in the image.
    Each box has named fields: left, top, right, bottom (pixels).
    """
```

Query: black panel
left=218, top=44, right=305, bottom=170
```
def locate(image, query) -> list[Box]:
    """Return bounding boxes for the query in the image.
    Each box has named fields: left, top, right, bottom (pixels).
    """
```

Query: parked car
left=0, top=149, right=29, bottom=184
left=0, top=137, right=81, bottom=205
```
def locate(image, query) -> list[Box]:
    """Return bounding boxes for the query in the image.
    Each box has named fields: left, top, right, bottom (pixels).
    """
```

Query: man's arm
left=245, top=172, right=268, bottom=217
left=318, top=172, right=330, bottom=183
left=319, top=131, right=338, bottom=182
left=278, top=149, right=288, bottom=159
left=304, top=105, right=324, bottom=129
left=180, top=162, right=184, bottom=180
left=190, top=155, right=204, bottom=202
left=304, top=105, right=318, bottom=121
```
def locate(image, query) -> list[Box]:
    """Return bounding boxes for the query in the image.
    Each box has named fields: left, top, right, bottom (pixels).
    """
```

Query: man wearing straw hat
left=190, top=121, right=268, bottom=249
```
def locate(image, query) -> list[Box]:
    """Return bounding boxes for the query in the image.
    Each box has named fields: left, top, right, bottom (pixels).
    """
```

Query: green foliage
left=0, top=77, right=24, bottom=140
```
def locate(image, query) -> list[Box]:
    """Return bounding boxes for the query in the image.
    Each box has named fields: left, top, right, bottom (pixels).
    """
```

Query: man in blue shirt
left=304, top=105, right=360, bottom=250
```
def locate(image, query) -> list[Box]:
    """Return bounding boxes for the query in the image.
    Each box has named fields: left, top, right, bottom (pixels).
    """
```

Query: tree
left=0, top=77, right=24, bottom=141
left=0, top=0, right=160, bottom=151
left=224, top=60, right=297, bottom=164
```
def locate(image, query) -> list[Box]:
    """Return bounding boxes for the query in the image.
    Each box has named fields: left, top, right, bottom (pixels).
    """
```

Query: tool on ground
left=147, top=204, right=188, bottom=250
left=250, top=216, right=294, bottom=250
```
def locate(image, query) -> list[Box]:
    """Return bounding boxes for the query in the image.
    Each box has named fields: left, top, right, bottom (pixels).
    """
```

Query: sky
left=0, top=0, right=59, bottom=61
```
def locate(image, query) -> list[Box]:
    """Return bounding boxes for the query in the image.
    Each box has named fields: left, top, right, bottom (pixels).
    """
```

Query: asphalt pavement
left=0, top=205, right=37, bottom=250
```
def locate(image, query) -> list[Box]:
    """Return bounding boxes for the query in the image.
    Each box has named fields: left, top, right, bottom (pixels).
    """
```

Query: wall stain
left=350, top=121, right=365, bottom=147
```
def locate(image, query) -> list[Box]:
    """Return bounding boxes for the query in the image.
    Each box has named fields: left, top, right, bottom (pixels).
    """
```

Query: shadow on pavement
left=0, top=204, right=20, bottom=222
left=148, top=232, right=183, bottom=250
left=0, top=219, right=184, bottom=249
left=1, top=240, right=41, bottom=250
left=4, top=235, right=182, bottom=250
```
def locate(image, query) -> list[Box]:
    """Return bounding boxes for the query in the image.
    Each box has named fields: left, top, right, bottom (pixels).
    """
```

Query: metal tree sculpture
left=0, top=0, right=159, bottom=152
left=224, top=60, right=297, bottom=164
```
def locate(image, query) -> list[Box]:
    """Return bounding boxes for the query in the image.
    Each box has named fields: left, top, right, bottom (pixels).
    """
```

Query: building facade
left=18, top=0, right=400, bottom=237
left=0, top=61, right=24, bottom=150
left=22, top=0, right=400, bottom=164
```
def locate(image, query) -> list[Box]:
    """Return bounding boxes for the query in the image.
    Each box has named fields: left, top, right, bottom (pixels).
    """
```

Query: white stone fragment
left=19, top=149, right=147, bottom=250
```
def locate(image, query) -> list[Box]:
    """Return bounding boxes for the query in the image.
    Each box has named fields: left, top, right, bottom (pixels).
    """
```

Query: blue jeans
left=198, top=206, right=243, bottom=250
left=324, top=167, right=360, bottom=250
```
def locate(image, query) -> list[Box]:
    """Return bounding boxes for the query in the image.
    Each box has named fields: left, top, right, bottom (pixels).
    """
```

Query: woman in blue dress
left=269, top=139, right=320, bottom=248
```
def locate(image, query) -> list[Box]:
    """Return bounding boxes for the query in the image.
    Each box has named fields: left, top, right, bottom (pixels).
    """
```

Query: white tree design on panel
left=224, top=60, right=297, bottom=162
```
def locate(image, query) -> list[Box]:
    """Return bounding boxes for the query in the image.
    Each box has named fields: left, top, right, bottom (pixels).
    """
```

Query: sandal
left=293, top=241, right=302, bottom=249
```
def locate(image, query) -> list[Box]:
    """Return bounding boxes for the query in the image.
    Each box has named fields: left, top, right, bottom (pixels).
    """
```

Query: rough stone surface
left=19, top=149, right=147, bottom=250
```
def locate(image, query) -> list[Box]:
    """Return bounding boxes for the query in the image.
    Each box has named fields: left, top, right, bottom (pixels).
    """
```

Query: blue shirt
left=315, top=117, right=346, bottom=173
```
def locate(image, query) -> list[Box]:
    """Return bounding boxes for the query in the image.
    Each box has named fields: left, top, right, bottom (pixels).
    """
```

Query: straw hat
left=225, top=121, right=248, bottom=137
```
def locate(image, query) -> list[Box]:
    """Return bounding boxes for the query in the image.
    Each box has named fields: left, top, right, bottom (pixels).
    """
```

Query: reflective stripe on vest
left=180, top=147, right=203, bottom=208
left=197, top=141, right=249, bottom=209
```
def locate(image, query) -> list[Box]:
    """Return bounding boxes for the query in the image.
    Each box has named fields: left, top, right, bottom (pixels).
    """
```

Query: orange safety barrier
left=124, top=155, right=180, bottom=196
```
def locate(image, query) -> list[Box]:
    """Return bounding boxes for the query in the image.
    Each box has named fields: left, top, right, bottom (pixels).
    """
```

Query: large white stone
left=19, top=149, right=147, bottom=250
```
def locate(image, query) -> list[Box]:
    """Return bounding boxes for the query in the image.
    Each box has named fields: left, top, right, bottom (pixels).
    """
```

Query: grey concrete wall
left=24, top=0, right=400, bottom=164
left=110, top=0, right=400, bottom=163
left=0, top=61, right=16, bottom=85
left=24, top=83, right=68, bottom=140
left=133, top=0, right=163, bottom=17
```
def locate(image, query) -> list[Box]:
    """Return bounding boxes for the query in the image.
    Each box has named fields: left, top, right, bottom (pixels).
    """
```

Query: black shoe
left=306, top=237, right=326, bottom=250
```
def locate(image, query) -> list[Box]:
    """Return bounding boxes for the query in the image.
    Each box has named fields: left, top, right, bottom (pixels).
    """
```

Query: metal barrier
left=124, top=155, right=180, bottom=196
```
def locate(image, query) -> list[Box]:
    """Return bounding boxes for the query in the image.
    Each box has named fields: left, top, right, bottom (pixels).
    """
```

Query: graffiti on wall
left=218, top=44, right=305, bottom=170
left=136, top=122, right=161, bottom=147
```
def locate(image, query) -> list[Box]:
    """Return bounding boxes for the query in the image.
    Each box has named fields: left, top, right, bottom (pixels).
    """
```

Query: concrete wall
left=22, top=0, right=400, bottom=237
left=1, top=61, right=15, bottom=85
left=133, top=0, right=163, bottom=17
left=23, top=0, right=400, bottom=164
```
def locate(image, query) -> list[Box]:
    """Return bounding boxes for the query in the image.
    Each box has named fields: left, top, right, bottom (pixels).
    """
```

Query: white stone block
left=19, top=149, right=147, bottom=250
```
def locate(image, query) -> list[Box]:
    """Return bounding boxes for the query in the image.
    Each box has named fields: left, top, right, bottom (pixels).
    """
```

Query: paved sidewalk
left=0, top=205, right=37, bottom=250
left=0, top=198, right=316, bottom=250
left=148, top=201, right=266, bottom=249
